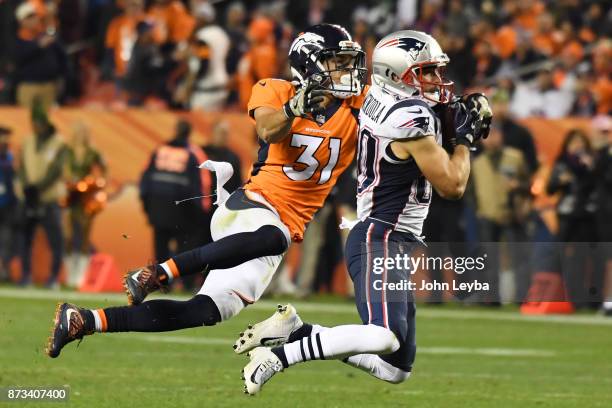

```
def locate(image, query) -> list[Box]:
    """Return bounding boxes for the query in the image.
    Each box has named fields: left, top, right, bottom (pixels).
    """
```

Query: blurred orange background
left=0, top=107, right=593, bottom=286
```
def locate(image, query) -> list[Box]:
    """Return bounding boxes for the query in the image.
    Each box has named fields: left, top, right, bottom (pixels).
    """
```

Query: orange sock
left=92, top=309, right=108, bottom=332
left=160, top=259, right=180, bottom=282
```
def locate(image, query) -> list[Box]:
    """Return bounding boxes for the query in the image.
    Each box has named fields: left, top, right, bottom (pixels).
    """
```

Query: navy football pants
left=345, top=219, right=417, bottom=372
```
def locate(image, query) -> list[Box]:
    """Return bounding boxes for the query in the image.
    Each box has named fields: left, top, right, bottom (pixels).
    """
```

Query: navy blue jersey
left=356, top=85, right=442, bottom=236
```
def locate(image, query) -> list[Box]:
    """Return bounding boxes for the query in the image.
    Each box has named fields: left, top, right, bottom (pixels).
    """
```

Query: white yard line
left=1, top=287, right=611, bottom=326
left=417, top=347, right=556, bottom=357
left=138, top=335, right=231, bottom=346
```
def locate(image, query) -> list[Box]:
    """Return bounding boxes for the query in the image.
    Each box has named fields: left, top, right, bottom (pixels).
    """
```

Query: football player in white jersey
left=234, top=30, right=492, bottom=395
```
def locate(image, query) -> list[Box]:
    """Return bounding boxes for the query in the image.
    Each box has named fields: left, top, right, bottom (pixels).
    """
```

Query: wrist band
left=282, top=102, right=295, bottom=119
left=455, top=137, right=472, bottom=148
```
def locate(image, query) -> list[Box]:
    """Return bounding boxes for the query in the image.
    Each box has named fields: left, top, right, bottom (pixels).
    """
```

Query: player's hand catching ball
left=453, top=93, right=493, bottom=148
left=283, top=83, right=328, bottom=119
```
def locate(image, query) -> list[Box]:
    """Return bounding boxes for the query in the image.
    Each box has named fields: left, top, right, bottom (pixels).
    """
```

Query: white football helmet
left=371, top=30, right=453, bottom=103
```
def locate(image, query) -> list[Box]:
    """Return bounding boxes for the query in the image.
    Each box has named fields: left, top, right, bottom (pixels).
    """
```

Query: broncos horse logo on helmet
left=288, top=24, right=367, bottom=99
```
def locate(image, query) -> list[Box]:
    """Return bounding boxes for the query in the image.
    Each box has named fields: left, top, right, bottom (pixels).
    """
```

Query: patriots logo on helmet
left=398, top=38, right=426, bottom=61
left=378, top=37, right=426, bottom=62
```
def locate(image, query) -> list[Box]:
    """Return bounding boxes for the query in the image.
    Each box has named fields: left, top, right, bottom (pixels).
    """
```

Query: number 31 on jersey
left=282, top=133, right=341, bottom=184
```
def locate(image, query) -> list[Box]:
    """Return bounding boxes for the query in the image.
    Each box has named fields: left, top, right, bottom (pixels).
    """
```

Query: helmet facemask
left=401, top=62, right=454, bottom=104
left=309, top=42, right=367, bottom=99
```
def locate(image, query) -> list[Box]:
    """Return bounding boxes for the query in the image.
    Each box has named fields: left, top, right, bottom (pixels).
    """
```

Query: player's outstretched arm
left=392, top=137, right=470, bottom=200
left=253, top=84, right=327, bottom=144
left=253, top=106, right=295, bottom=144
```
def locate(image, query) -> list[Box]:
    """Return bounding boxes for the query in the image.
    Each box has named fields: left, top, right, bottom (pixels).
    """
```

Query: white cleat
left=241, top=347, right=283, bottom=395
left=233, top=304, right=303, bottom=354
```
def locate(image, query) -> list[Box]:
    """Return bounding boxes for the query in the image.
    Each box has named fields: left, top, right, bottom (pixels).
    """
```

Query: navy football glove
left=453, top=93, right=493, bottom=148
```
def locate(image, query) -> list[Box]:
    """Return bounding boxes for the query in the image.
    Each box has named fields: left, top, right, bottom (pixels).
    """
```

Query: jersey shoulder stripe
left=378, top=98, right=436, bottom=141
left=380, top=98, right=433, bottom=123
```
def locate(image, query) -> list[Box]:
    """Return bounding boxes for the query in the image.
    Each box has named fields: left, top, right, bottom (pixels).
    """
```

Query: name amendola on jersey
left=360, top=87, right=438, bottom=139
left=356, top=85, right=442, bottom=237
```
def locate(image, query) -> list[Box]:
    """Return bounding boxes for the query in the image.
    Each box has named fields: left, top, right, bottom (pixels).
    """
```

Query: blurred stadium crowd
left=0, top=0, right=611, bottom=312
left=0, top=0, right=609, bottom=113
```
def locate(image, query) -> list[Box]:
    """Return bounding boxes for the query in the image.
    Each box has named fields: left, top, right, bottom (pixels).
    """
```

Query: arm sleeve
left=382, top=105, right=437, bottom=140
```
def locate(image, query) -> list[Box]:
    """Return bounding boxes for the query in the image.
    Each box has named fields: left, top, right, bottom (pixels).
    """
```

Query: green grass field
left=0, top=287, right=611, bottom=408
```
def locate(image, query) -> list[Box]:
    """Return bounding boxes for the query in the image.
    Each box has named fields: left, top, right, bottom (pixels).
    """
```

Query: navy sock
left=271, top=346, right=289, bottom=368
left=272, top=324, right=313, bottom=368
left=171, top=225, right=287, bottom=276
left=287, top=323, right=313, bottom=342
left=101, top=295, right=221, bottom=332
left=82, top=309, right=95, bottom=333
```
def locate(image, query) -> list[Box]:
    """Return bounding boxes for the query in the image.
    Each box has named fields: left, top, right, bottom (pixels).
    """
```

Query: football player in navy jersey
left=235, top=30, right=492, bottom=395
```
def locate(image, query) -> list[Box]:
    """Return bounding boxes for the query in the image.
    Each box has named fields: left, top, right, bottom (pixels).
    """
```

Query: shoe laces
left=67, top=310, right=87, bottom=340
left=136, top=266, right=163, bottom=291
